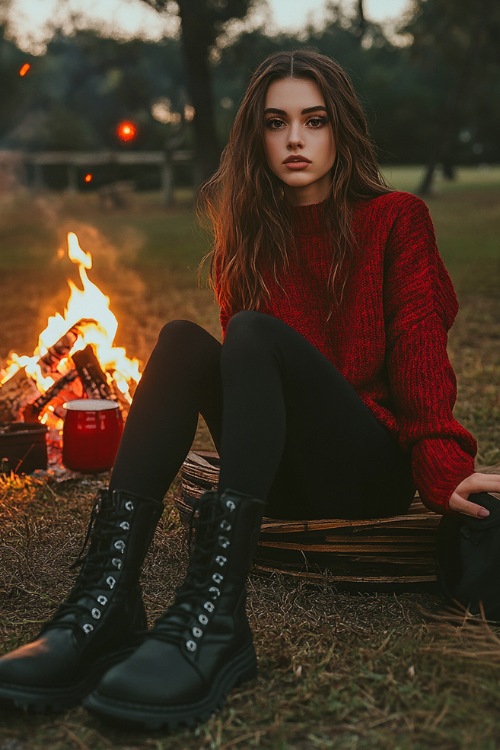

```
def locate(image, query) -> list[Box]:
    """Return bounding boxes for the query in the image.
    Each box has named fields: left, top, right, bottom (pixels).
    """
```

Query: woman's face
left=263, top=77, right=336, bottom=206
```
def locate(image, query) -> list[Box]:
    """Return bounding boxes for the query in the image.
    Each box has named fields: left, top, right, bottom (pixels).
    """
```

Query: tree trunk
left=355, top=0, right=366, bottom=43
left=177, top=0, right=221, bottom=185
left=417, top=86, right=465, bottom=195
left=140, top=0, right=253, bottom=185
left=417, top=8, right=489, bottom=196
left=441, top=150, right=456, bottom=181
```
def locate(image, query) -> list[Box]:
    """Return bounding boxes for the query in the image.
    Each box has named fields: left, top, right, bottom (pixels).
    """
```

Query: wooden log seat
left=177, top=451, right=441, bottom=587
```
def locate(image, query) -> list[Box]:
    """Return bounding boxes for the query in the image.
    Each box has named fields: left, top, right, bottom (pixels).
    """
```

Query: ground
left=0, top=167, right=499, bottom=749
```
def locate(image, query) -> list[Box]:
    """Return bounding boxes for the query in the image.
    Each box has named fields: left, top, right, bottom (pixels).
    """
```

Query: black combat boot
left=0, top=488, right=163, bottom=712
left=84, top=489, right=265, bottom=730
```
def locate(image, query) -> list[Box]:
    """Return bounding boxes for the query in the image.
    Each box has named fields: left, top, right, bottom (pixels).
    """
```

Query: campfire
left=0, top=232, right=141, bottom=447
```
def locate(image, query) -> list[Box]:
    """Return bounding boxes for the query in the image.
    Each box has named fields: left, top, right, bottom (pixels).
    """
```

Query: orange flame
left=0, top=233, right=141, bottom=412
left=19, top=63, right=31, bottom=77
left=84, top=173, right=93, bottom=183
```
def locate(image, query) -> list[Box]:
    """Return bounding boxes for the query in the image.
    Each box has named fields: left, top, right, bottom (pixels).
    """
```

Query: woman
left=0, top=49, right=499, bottom=730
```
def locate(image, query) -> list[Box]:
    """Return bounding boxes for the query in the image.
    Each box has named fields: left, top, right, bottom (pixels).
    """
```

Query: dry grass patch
left=0, top=178, right=499, bottom=748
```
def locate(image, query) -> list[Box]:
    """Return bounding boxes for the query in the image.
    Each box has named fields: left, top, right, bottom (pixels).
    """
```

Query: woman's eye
left=265, top=118, right=285, bottom=130
left=308, top=116, right=328, bottom=128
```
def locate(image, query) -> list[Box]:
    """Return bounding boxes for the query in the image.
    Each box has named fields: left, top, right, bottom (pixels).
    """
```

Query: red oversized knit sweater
left=218, top=191, right=477, bottom=514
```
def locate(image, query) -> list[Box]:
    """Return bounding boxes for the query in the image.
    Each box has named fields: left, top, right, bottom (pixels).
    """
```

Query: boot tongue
left=188, top=493, right=221, bottom=563
left=195, top=492, right=220, bottom=525
left=152, top=495, right=222, bottom=633
left=148, top=490, right=264, bottom=647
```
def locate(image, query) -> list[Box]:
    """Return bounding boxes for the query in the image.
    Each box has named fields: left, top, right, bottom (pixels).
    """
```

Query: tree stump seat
left=177, top=451, right=441, bottom=587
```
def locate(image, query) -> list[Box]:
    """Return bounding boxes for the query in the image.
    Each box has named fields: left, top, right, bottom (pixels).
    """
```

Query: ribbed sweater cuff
left=412, top=438, right=476, bottom=514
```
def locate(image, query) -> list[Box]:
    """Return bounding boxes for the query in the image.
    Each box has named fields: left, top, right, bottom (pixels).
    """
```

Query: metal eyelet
left=192, top=627, right=203, bottom=638
left=204, top=601, right=215, bottom=613
left=186, top=640, right=197, bottom=653
left=114, top=540, right=125, bottom=552
left=215, top=555, right=227, bottom=566
left=112, top=557, right=122, bottom=569
left=106, top=576, right=116, bottom=589
left=212, top=572, right=223, bottom=584
left=218, top=536, right=230, bottom=548
left=91, top=608, right=101, bottom=619
left=225, top=499, right=236, bottom=512
left=209, top=586, right=220, bottom=598
left=220, top=520, right=231, bottom=531
left=97, top=595, right=108, bottom=606
left=82, top=623, right=94, bottom=634
left=199, top=613, right=209, bottom=625
left=119, top=521, right=130, bottom=531
left=125, top=500, right=134, bottom=511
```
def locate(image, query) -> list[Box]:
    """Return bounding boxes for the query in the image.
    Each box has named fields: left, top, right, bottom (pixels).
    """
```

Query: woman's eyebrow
left=302, top=106, right=328, bottom=114
left=264, top=106, right=328, bottom=115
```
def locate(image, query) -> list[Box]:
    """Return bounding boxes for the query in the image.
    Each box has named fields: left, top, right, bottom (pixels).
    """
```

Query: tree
left=0, top=23, right=36, bottom=142
left=354, top=0, right=366, bottom=44
left=404, top=0, right=500, bottom=195
left=3, top=29, right=184, bottom=150
left=139, top=0, right=256, bottom=183
left=215, top=11, right=434, bottom=165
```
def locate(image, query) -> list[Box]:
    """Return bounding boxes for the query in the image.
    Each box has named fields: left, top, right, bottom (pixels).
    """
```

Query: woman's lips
left=283, top=156, right=311, bottom=170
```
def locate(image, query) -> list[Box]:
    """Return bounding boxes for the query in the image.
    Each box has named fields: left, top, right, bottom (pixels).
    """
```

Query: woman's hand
left=448, top=473, right=500, bottom=517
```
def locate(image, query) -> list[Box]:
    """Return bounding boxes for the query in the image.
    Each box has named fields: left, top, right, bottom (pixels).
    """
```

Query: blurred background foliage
left=0, top=0, right=499, bottom=194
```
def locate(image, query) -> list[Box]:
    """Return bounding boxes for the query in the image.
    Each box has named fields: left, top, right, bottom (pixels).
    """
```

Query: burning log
left=72, top=345, right=114, bottom=401
left=22, top=369, right=79, bottom=423
left=0, top=369, right=41, bottom=422
left=38, top=326, right=79, bottom=374
left=1, top=339, right=124, bottom=424
left=0, top=320, right=95, bottom=422
left=0, top=230, right=141, bottom=430
left=38, top=319, right=98, bottom=375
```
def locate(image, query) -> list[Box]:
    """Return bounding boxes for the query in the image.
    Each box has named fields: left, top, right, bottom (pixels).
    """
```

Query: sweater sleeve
left=383, top=193, right=477, bottom=514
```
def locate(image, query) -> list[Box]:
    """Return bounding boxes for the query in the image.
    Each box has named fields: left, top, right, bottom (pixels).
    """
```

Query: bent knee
left=156, top=319, right=207, bottom=348
left=225, top=310, right=281, bottom=341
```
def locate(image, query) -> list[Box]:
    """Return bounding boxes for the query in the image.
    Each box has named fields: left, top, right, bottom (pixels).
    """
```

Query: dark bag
left=436, top=492, right=500, bottom=621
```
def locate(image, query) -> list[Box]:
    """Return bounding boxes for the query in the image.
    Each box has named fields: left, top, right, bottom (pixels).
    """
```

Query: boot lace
left=149, top=495, right=233, bottom=652
left=44, top=494, right=133, bottom=631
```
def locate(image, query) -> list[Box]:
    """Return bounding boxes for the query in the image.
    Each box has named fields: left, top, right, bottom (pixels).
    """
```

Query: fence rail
left=0, top=150, right=195, bottom=205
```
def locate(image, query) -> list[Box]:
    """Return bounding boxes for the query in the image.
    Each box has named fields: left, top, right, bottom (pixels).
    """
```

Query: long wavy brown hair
left=199, top=49, right=390, bottom=315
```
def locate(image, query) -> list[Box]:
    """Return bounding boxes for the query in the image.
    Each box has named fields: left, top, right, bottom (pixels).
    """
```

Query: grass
left=0, top=166, right=499, bottom=749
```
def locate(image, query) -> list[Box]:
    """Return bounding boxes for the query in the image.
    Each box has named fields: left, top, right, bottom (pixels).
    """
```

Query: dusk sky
left=5, top=0, right=411, bottom=53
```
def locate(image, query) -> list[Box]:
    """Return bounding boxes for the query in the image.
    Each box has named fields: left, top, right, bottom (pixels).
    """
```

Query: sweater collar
left=291, top=199, right=329, bottom=236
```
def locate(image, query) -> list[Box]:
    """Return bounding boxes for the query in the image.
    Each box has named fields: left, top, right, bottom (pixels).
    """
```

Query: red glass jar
left=62, top=399, right=123, bottom=473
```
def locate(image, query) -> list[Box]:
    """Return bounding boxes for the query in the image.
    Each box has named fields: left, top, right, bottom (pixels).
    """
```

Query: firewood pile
left=0, top=319, right=128, bottom=426
left=0, top=319, right=133, bottom=474
left=178, top=450, right=441, bottom=585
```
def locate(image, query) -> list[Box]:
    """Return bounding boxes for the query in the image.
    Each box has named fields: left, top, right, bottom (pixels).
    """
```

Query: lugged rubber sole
left=83, top=643, right=258, bottom=730
left=0, top=647, right=136, bottom=713
left=0, top=677, right=97, bottom=713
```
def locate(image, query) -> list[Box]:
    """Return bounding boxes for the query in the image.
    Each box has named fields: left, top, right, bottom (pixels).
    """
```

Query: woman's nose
left=287, top=123, right=304, bottom=150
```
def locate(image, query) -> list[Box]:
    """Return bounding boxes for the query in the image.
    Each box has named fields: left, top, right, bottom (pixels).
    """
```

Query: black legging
left=110, top=311, right=415, bottom=519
